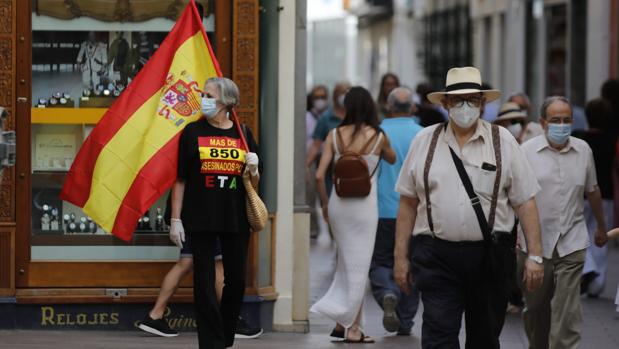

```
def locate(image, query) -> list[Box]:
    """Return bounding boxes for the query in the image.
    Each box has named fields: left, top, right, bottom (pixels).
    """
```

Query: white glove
left=245, top=152, right=259, bottom=176
left=169, top=218, right=185, bottom=248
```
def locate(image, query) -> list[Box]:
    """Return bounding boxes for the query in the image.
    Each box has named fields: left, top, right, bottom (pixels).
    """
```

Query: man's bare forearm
left=516, top=198, right=543, bottom=256
left=395, top=196, right=419, bottom=261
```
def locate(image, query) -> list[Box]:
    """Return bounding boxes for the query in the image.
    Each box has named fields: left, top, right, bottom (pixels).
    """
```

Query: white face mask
left=449, top=104, right=480, bottom=128
left=507, top=123, right=522, bottom=138
left=201, top=97, right=219, bottom=119
left=313, top=98, right=328, bottom=112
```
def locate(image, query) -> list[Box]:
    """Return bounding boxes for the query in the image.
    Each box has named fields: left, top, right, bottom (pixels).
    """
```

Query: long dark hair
left=341, top=86, right=381, bottom=139
left=377, top=73, right=400, bottom=106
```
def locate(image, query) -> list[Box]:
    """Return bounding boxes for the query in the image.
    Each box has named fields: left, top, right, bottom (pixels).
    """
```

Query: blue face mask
left=201, top=97, right=219, bottom=118
left=546, top=123, right=572, bottom=145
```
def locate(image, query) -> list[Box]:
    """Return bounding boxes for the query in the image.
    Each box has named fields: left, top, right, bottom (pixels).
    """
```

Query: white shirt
left=396, top=121, right=540, bottom=241
left=520, top=135, right=597, bottom=259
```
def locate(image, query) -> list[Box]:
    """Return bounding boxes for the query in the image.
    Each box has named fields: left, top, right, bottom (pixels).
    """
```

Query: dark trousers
left=191, top=231, right=250, bottom=349
left=411, top=235, right=497, bottom=349
left=370, top=219, right=420, bottom=329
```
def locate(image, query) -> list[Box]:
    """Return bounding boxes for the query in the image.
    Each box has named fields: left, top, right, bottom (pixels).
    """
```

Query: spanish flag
left=60, top=0, right=219, bottom=241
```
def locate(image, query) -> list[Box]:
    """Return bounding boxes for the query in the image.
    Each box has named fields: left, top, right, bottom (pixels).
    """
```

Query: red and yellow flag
left=60, top=0, right=220, bottom=241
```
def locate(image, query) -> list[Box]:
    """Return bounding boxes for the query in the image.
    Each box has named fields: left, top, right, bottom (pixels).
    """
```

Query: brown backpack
left=332, top=128, right=382, bottom=198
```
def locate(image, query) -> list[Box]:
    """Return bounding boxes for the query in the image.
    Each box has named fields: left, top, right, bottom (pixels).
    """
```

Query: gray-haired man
left=370, top=87, right=422, bottom=335
left=519, top=96, right=608, bottom=349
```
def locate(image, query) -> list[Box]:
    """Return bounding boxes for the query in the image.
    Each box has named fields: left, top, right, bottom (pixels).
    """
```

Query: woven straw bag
left=243, top=168, right=268, bottom=231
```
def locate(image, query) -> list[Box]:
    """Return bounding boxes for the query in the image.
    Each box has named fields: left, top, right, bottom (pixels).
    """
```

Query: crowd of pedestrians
left=306, top=67, right=619, bottom=348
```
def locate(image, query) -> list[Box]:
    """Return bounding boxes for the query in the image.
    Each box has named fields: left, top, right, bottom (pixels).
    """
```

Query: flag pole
left=189, top=0, right=250, bottom=152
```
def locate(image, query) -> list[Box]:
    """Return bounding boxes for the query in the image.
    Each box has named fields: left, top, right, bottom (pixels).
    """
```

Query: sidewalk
left=1, top=235, right=618, bottom=348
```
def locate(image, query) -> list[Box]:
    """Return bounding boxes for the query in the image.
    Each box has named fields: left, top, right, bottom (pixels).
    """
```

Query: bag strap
left=449, top=146, right=492, bottom=243
left=423, top=124, right=444, bottom=236
left=336, top=127, right=379, bottom=155
left=488, top=124, right=502, bottom=231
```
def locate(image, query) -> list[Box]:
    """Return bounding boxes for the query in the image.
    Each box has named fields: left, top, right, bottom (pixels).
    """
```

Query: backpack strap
left=487, top=124, right=502, bottom=231
left=359, top=131, right=378, bottom=154
left=423, top=123, right=445, bottom=236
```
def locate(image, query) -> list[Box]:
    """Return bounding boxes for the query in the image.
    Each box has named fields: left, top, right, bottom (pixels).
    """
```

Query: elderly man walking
left=370, top=87, right=423, bottom=336
left=394, top=67, right=545, bottom=349
left=519, top=96, right=608, bottom=349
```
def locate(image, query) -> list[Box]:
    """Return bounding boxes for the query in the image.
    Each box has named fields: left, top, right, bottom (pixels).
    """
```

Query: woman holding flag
left=169, top=77, right=260, bottom=349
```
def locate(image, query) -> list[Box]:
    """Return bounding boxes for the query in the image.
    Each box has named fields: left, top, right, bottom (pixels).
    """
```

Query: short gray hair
left=540, top=96, right=572, bottom=119
left=387, top=87, right=413, bottom=114
left=206, top=77, right=240, bottom=109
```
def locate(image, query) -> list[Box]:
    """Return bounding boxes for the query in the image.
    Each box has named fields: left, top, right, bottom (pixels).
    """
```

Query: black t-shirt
left=573, top=130, right=615, bottom=199
left=177, top=119, right=259, bottom=233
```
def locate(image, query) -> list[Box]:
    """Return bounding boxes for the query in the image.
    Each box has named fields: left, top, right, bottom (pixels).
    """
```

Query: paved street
left=1, top=235, right=618, bottom=348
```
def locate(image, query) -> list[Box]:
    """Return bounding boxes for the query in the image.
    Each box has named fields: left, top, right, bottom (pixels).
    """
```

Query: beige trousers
left=517, top=248, right=585, bottom=349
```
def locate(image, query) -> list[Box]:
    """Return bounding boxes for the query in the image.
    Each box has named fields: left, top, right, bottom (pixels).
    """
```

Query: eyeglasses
left=446, top=96, right=483, bottom=108
left=547, top=115, right=572, bottom=124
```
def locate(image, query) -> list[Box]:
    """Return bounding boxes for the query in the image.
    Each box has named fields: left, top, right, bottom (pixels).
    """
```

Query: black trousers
left=190, top=231, right=250, bottom=349
left=411, top=235, right=498, bottom=349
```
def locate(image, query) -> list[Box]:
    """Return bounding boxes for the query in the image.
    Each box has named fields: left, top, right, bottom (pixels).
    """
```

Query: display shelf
left=31, top=107, right=107, bottom=124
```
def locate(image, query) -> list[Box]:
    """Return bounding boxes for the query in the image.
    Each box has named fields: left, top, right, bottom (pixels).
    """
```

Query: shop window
left=30, top=1, right=214, bottom=261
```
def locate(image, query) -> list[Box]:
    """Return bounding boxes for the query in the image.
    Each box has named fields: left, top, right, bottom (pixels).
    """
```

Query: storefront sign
left=1, top=303, right=197, bottom=331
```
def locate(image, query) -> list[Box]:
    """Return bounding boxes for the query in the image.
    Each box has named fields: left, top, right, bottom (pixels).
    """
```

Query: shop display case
left=27, top=12, right=218, bottom=262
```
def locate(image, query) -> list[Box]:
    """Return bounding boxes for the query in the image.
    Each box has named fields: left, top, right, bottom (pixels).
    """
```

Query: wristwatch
left=527, top=255, right=543, bottom=264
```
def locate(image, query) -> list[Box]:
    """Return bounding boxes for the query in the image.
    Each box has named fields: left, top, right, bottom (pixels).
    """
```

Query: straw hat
left=428, top=67, right=501, bottom=105
left=495, top=102, right=527, bottom=122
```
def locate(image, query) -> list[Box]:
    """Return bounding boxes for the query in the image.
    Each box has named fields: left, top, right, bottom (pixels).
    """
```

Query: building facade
left=469, top=0, right=618, bottom=114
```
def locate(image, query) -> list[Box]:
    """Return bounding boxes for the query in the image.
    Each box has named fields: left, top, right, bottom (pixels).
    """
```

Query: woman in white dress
left=312, top=86, right=396, bottom=343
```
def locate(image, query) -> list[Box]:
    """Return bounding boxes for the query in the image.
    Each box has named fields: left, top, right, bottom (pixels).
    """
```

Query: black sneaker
left=235, top=316, right=263, bottom=339
left=397, top=327, right=412, bottom=336
left=138, top=314, right=178, bottom=337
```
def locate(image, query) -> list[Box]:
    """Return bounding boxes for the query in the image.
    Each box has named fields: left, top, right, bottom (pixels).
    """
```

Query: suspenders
left=422, top=123, right=502, bottom=237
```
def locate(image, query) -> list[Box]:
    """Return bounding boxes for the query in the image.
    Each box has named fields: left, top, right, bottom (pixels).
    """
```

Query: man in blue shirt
left=370, top=87, right=423, bottom=335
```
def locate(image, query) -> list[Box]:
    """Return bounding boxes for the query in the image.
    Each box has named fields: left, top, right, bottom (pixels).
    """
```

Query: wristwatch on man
left=528, top=255, right=543, bottom=264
